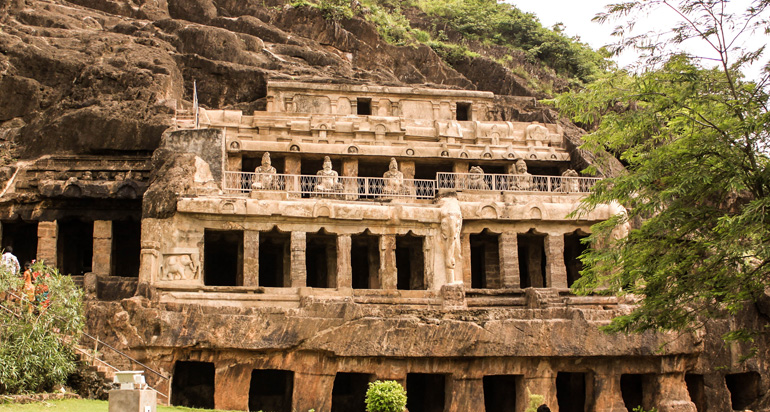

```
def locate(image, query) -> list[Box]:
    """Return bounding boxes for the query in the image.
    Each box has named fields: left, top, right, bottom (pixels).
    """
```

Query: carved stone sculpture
left=561, top=169, right=579, bottom=192
left=162, top=254, right=199, bottom=281
left=439, top=197, right=463, bottom=283
left=512, top=159, right=533, bottom=190
left=315, top=156, right=342, bottom=192
left=383, top=157, right=405, bottom=195
left=525, top=123, right=548, bottom=146
left=252, top=152, right=278, bottom=190
left=466, top=166, right=488, bottom=190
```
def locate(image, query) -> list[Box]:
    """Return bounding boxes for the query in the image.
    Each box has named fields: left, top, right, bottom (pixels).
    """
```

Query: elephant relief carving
left=162, top=254, right=199, bottom=281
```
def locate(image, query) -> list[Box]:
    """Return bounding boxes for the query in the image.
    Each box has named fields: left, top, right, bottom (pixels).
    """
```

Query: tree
left=0, top=261, right=84, bottom=393
left=554, top=0, right=770, bottom=340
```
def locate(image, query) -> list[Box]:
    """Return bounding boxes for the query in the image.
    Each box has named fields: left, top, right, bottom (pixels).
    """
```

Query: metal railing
left=436, top=172, right=600, bottom=193
left=224, top=172, right=436, bottom=199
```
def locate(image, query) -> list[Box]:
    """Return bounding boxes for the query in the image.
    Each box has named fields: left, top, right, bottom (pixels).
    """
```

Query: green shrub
left=365, top=380, right=407, bottom=412
left=318, top=0, right=354, bottom=20
left=0, top=261, right=84, bottom=394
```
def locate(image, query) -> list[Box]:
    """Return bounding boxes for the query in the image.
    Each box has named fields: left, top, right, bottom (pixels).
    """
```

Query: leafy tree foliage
left=365, top=380, right=407, bottom=412
left=0, top=261, right=84, bottom=393
left=555, top=0, right=770, bottom=339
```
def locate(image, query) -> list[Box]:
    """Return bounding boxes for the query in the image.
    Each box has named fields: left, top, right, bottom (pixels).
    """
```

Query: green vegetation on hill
left=294, top=0, right=608, bottom=88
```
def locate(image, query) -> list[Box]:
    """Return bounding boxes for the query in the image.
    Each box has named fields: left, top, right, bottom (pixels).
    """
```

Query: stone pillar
left=92, top=220, right=112, bottom=275
left=593, top=372, right=627, bottom=412
left=285, top=154, right=301, bottom=197
left=214, top=363, right=251, bottom=411
left=342, top=159, right=358, bottom=177
left=453, top=161, right=469, bottom=174
left=342, top=158, right=358, bottom=200
left=499, top=231, right=520, bottom=288
left=36, top=220, right=57, bottom=266
left=226, top=154, right=242, bottom=172
left=446, top=377, right=485, bottom=412
left=290, top=231, right=306, bottom=287
left=522, top=364, right=557, bottom=412
left=484, top=240, right=501, bottom=288
left=651, top=373, right=697, bottom=412
left=337, top=235, right=352, bottom=289
left=461, top=233, right=472, bottom=286
left=380, top=234, right=397, bottom=290
left=243, top=230, right=259, bottom=287
left=400, top=160, right=415, bottom=180
left=545, top=233, right=568, bottom=288
left=293, top=372, right=334, bottom=412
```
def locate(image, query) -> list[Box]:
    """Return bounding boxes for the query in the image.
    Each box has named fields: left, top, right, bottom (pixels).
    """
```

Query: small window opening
left=456, top=102, right=471, bottom=121
left=357, top=98, right=372, bottom=115
left=406, top=373, right=445, bottom=412
left=249, top=369, right=294, bottom=412
left=685, top=374, right=705, bottom=412
left=518, top=230, right=546, bottom=288
left=306, top=231, right=337, bottom=288
left=112, top=219, right=141, bottom=277
left=396, top=234, right=425, bottom=290
left=564, top=231, right=589, bottom=287
left=171, top=361, right=215, bottom=409
left=470, top=230, right=501, bottom=288
left=259, top=228, right=291, bottom=287
left=332, top=372, right=372, bottom=412
left=556, top=372, right=586, bottom=412
left=57, top=219, right=93, bottom=276
left=483, top=375, right=519, bottom=412
left=620, top=374, right=647, bottom=412
left=1, top=220, right=38, bottom=268
left=352, top=232, right=380, bottom=289
left=725, top=372, right=761, bottom=410
left=203, top=229, right=243, bottom=286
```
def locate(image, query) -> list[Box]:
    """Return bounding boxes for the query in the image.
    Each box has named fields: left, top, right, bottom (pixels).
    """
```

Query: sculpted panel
left=161, top=252, right=200, bottom=282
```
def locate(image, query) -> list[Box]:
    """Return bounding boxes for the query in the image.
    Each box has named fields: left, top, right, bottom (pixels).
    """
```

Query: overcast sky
left=510, top=0, right=766, bottom=78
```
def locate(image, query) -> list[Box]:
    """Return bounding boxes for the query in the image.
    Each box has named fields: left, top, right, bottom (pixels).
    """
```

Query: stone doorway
left=406, top=373, right=445, bottom=412
left=620, top=374, right=649, bottom=412
left=726, top=372, right=761, bottom=410
left=111, top=219, right=140, bottom=277
left=203, top=229, right=243, bottom=286
left=306, top=230, right=337, bottom=288
left=170, top=361, right=215, bottom=409
left=351, top=232, right=379, bottom=289
left=564, top=230, right=588, bottom=287
left=470, top=230, right=500, bottom=288
left=556, top=372, right=587, bottom=412
left=331, top=372, right=372, bottom=412
left=517, top=230, right=546, bottom=288
left=685, top=373, right=705, bottom=412
left=1, top=220, right=38, bottom=268
left=483, top=375, right=519, bottom=412
left=259, top=228, right=291, bottom=287
left=57, top=219, right=93, bottom=276
left=248, top=369, right=293, bottom=412
left=396, top=234, right=425, bottom=290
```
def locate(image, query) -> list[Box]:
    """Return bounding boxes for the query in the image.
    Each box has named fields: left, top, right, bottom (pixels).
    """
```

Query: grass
left=0, top=398, right=239, bottom=412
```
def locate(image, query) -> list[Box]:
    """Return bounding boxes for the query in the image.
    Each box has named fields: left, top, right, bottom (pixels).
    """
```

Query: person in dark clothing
left=537, top=405, right=551, bottom=412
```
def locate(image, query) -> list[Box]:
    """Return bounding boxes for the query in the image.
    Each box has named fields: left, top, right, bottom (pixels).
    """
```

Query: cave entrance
left=470, top=230, right=500, bottom=288
left=556, top=372, right=586, bottom=412
left=203, top=229, right=243, bottom=286
left=396, top=234, right=425, bottom=290
left=564, top=231, right=588, bottom=287
left=111, top=219, right=140, bottom=277
left=726, top=372, right=761, bottom=410
left=620, top=374, right=648, bottom=412
left=331, top=372, right=372, bottom=412
left=518, top=230, right=546, bottom=288
left=248, top=369, right=293, bottom=412
left=1, top=220, right=38, bottom=268
left=483, top=375, right=519, bottom=412
left=259, top=228, right=290, bottom=287
left=406, top=373, right=445, bottom=412
left=57, top=219, right=93, bottom=276
left=685, top=374, right=705, bottom=412
left=306, top=231, right=337, bottom=288
left=170, top=361, right=215, bottom=409
left=351, top=232, right=379, bottom=289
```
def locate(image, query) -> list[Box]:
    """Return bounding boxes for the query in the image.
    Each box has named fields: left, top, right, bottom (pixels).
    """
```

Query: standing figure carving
left=383, top=157, right=405, bottom=195
left=252, top=152, right=278, bottom=190
left=315, top=156, right=342, bottom=192
left=439, top=197, right=463, bottom=283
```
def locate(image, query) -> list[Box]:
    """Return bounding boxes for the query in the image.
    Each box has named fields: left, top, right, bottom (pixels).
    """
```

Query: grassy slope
left=0, top=399, right=239, bottom=412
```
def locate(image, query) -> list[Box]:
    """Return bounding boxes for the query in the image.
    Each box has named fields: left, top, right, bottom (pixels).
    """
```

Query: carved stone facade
left=0, top=82, right=767, bottom=412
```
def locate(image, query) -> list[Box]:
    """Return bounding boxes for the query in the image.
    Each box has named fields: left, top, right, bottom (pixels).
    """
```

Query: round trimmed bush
left=365, top=380, right=407, bottom=412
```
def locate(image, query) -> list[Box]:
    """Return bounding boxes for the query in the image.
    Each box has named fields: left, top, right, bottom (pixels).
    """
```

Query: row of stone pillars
left=208, top=362, right=696, bottom=412
left=35, top=220, right=127, bottom=275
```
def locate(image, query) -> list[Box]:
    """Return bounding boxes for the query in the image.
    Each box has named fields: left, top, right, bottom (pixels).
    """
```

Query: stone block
left=108, top=389, right=156, bottom=412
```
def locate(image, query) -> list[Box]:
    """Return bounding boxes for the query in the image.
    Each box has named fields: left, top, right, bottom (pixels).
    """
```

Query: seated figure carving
left=512, top=159, right=533, bottom=190
left=466, top=166, right=489, bottom=190
left=383, top=157, right=407, bottom=196
left=561, top=169, right=580, bottom=192
left=252, top=152, right=278, bottom=190
left=315, top=156, right=343, bottom=193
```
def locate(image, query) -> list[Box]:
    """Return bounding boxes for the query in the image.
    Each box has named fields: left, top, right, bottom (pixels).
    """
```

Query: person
left=2, top=246, right=20, bottom=275
left=252, top=152, right=278, bottom=190
left=537, top=405, right=551, bottom=412
left=383, top=157, right=405, bottom=195
left=315, top=156, right=342, bottom=192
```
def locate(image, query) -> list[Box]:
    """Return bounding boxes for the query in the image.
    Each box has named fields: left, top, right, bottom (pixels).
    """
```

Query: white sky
left=510, top=0, right=766, bottom=79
